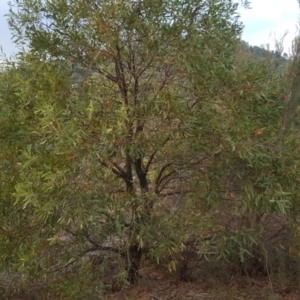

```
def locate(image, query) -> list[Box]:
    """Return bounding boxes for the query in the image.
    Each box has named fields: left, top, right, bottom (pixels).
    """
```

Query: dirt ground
left=3, top=261, right=300, bottom=299
left=105, top=266, right=300, bottom=300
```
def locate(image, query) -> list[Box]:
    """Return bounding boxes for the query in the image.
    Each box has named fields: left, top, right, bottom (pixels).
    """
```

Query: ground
left=105, top=265, right=300, bottom=300
left=4, top=259, right=300, bottom=299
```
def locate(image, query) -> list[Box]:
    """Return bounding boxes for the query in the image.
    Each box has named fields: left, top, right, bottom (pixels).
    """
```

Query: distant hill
left=241, top=41, right=288, bottom=63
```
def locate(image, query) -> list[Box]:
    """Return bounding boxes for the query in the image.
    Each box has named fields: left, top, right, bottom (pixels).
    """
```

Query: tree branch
left=99, top=159, right=127, bottom=179
left=156, top=170, right=176, bottom=193
left=115, top=44, right=129, bottom=105
left=155, top=163, right=173, bottom=192
left=91, top=66, right=118, bottom=82
left=144, top=150, right=157, bottom=174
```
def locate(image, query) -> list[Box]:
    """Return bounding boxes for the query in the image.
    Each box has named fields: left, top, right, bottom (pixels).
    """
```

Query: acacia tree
left=2, top=0, right=300, bottom=296
left=2, top=0, right=245, bottom=285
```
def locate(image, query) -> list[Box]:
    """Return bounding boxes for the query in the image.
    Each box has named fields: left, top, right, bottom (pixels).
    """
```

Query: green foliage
left=0, top=0, right=300, bottom=297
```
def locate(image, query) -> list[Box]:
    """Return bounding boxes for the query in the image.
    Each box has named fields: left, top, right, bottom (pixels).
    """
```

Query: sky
left=0, top=2, right=15, bottom=57
left=0, top=0, right=299, bottom=57
left=238, top=0, right=299, bottom=54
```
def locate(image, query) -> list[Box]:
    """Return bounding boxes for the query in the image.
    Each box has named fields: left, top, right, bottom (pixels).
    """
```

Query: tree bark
left=126, top=244, right=143, bottom=284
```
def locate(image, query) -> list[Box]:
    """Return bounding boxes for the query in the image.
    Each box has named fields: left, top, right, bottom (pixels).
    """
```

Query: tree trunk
left=126, top=244, right=143, bottom=284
